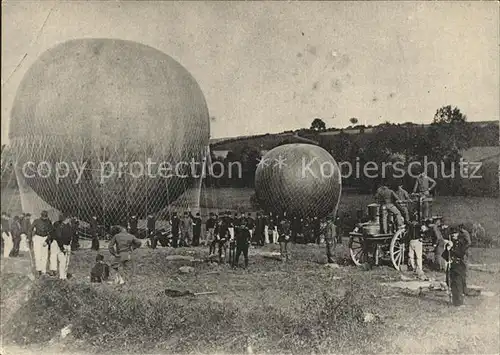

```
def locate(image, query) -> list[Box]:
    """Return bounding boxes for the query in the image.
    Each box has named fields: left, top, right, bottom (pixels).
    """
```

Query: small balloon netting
left=254, top=144, right=342, bottom=219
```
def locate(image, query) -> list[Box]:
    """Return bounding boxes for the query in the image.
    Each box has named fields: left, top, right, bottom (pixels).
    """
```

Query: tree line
left=208, top=106, right=499, bottom=197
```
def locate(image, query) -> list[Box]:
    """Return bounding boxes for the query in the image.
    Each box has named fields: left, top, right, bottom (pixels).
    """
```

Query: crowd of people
left=1, top=211, right=78, bottom=280
left=0, top=207, right=339, bottom=283
left=141, top=210, right=340, bottom=261
left=0, top=171, right=473, bottom=306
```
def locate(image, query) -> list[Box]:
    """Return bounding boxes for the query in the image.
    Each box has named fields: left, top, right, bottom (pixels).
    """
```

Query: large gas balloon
left=9, top=38, right=210, bottom=225
left=254, top=144, right=341, bottom=218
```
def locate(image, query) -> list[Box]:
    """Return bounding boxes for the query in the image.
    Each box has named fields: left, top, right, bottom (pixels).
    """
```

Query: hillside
left=210, top=120, right=499, bottom=152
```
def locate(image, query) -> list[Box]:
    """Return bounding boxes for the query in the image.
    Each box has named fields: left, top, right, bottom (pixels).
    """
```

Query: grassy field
left=1, top=242, right=499, bottom=354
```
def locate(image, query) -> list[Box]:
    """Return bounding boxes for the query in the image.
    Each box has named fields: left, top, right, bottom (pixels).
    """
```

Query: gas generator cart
left=348, top=194, right=445, bottom=270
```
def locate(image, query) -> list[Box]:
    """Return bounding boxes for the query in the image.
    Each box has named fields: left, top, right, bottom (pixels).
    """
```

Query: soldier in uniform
left=20, top=213, right=32, bottom=253
left=226, top=211, right=235, bottom=241
left=253, top=213, right=265, bottom=246
left=54, top=215, right=74, bottom=280
left=180, top=212, right=193, bottom=247
left=245, top=212, right=255, bottom=242
left=335, top=215, right=342, bottom=244
left=205, top=212, right=216, bottom=247
left=1, top=212, right=13, bottom=258
left=278, top=215, right=291, bottom=261
left=9, top=215, right=22, bottom=257
left=312, top=216, right=321, bottom=244
left=90, top=216, right=99, bottom=251
left=409, top=224, right=427, bottom=279
left=191, top=212, right=202, bottom=246
left=216, top=218, right=230, bottom=263
left=443, top=226, right=471, bottom=306
left=147, top=214, right=157, bottom=249
left=29, top=211, right=53, bottom=277
left=324, top=217, right=337, bottom=264
left=128, top=215, right=138, bottom=236
left=170, top=212, right=180, bottom=248
left=375, top=184, right=404, bottom=231
left=412, top=172, right=436, bottom=220
left=108, top=225, right=142, bottom=285
left=70, top=217, right=80, bottom=251
left=234, top=221, right=251, bottom=268
left=430, top=219, right=447, bottom=271
left=396, top=185, right=411, bottom=223
left=291, top=216, right=300, bottom=244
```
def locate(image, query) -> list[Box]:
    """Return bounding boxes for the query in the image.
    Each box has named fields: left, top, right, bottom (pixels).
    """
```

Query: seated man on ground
left=91, top=253, right=110, bottom=283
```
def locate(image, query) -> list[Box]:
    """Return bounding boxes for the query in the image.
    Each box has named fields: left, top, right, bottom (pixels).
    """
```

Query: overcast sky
left=2, top=1, right=498, bottom=143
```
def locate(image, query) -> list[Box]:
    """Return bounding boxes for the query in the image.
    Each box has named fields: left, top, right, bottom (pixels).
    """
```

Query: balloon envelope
left=9, top=38, right=210, bottom=225
left=254, top=144, right=342, bottom=218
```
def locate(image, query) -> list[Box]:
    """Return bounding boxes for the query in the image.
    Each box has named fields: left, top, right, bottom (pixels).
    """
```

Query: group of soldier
left=1, top=211, right=32, bottom=258
left=125, top=210, right=340, bottom=268
left=1, top=211, right=79, bottom=280
left=0, top=170, right=474, bottom=306
left=373, top=173, right=473, bottom=306
left=373, top=173, right=438, bottom=277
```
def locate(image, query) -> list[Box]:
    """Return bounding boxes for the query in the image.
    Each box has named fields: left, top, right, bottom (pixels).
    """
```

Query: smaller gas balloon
left=254, top=144, right=342, bottom=218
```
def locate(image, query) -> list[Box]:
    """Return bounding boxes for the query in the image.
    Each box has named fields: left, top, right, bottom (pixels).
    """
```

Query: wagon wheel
left=349, top=235, right=368, bottom=266
left=390, top=228, right=407, bottom=270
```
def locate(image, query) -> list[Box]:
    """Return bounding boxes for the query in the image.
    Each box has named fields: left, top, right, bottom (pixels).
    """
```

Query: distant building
left=211, top=150, right=230, bottom=159
left=462, top=146, right=500, bottom=163
left=460, top=146, right=500, bottom=175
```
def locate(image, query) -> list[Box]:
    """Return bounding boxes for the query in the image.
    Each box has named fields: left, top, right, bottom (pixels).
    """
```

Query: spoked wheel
left=390, top=228, right=407, bottom=270
left=349, top=235, right=368, bottom=266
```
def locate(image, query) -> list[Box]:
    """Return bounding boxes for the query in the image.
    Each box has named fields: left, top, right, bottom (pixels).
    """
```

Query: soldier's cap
left=110, top=225, right=124, bottom=235
left=25, top=213, right=31, bottom=217
left=41, top=210, right=48, bottom=218
left=172, top=212, right=177, bottom=216
left=196, top=213, right=200, bottom=216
